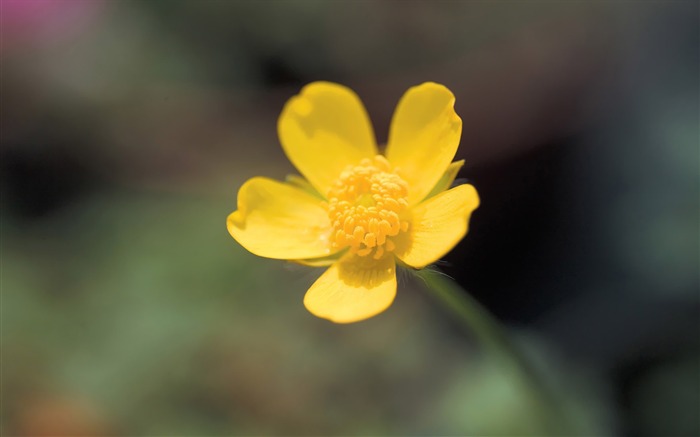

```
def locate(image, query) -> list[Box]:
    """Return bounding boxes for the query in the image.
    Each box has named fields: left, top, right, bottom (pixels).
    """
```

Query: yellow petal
left=424, top=159, right=464, bottom=200
left=291, top=251, right=346, bottom=267
left=385, top=82, right=462, bottom=205
left=278, top=82, right=378, bottom=196
left=303, top=255, right=396, bottom=323
left=227, top=177, right=338, bottom=260
left=285, top=174, right=324, bottom=200
left=396, top=184, right=479, bottom=269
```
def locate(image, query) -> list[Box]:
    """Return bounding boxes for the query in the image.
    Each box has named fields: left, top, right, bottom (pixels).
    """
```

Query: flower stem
left=414, top=267, right=572, bottom=435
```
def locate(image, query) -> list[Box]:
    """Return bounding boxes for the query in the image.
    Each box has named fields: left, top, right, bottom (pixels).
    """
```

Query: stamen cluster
left=327, top=155, right=409, bottom=259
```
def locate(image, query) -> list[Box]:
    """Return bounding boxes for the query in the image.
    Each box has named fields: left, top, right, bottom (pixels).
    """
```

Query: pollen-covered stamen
left=327, top=155, right=410, bottom=259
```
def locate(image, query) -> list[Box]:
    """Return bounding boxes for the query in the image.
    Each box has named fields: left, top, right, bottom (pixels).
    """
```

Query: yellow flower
left=227, top=82, right=479, bottom=323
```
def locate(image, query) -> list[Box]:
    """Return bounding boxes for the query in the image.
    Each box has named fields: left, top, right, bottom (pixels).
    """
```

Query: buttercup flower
left=227, top=82, right=479, bottom=323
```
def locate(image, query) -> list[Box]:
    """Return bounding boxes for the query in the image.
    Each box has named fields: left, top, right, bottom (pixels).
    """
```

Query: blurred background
left=2, top=1, right=698, bottom=435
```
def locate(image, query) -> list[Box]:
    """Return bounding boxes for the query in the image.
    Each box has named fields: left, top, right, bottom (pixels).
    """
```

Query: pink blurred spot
left=1, top=0, right=105, bottom=52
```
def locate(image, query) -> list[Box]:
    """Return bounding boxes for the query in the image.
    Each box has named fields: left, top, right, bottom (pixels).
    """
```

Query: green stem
left=414, top=267, right=572, bottom=435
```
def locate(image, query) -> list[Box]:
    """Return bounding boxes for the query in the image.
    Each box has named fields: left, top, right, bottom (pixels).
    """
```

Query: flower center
left=327, top=155, right=409, bottom=259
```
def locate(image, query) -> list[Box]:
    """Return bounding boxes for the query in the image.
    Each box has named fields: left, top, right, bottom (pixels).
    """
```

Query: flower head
left=227, top=82, right=479, bottom=323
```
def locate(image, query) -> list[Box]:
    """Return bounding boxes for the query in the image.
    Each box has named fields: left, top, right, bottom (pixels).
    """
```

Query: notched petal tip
left=226, top=177, right=262, bottom=231
left=226, top=210, right=246, bottom=232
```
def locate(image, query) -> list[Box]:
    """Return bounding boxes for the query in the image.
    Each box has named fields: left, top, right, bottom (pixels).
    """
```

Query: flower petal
left=385, top=82, right=462, bottom=205
left=285, top=174, right=324, bottom=200
left=278, top=82, right=378, bottom=197
left=424, top=159, right=464, bottom=200
left=395, top=184, right=479, bottom=269
left=303, top=255, right=396, bottom=323
left=291, top=251, right=346, bottom=267
left=227, top=177, right=338, bottom=260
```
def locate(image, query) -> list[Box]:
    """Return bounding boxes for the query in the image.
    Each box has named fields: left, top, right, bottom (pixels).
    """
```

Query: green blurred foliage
left=2, top=0, right=697, bottom=435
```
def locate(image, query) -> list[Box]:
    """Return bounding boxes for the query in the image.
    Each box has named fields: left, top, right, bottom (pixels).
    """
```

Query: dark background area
left=2, top=1, right=698, bottom=435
